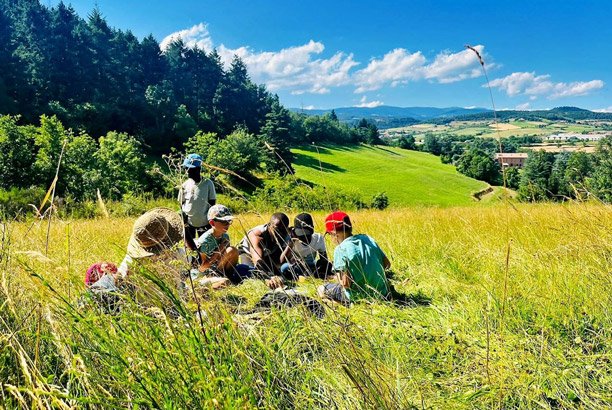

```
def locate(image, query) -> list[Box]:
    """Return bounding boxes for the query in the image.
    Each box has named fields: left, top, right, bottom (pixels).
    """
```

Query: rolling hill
left=290, top=106, right=612, bottom=129
left=291, top=144, right=491, bottom=207
left=290, top=106, right=491, bottom=123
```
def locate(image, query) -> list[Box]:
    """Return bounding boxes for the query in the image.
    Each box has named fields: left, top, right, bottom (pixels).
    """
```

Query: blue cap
left=182, top=154, right=202, bottom=168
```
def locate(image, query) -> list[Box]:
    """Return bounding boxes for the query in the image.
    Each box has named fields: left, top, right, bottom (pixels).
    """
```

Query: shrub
left=396, top=135, right=417, bottom=150
left=56, top=197, right=101, bottom=219
left=370, top=192, right=389, bottom=210
left=456, top=148, right=502, bottom=185
left=0, top=115, right=37, bottom=189
left=96, top=131, right=146, bottom=199
left=251, top=175, right=366, bottom=212
left=0, top=187, right=46, bottom=219
left=208, top=128, right=264, bottom=176
left=184, top=128, right=266, bottom=178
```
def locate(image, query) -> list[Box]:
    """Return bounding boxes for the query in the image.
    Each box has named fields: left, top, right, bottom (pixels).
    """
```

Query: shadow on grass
left=293, top=152, right=346, bottom=173
left=376, top=146, right=402, bottom=156
left=221, top=294, right=248, bottom=306
left=391, top=288, right=433, bottom=308
left=294, top=144, right=334, bottom=155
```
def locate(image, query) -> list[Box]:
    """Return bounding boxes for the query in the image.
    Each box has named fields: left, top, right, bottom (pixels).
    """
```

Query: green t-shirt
left=333, top=234, right=389, bottom=299
left=195, top=230, right=230, bottom=256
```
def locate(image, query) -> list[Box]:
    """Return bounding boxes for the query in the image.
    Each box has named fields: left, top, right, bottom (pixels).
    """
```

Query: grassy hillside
left=3, top=204, right=612, bottom=408
left=292, top=144, right=490, bottom=207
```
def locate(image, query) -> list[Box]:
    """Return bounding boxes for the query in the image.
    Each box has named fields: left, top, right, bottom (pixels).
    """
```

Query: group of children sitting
left=85, top=153, right=393, bottom=306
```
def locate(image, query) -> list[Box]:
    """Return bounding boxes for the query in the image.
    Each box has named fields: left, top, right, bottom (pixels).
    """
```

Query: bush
left=396, top=135, right=417, bottom=150
left=96, top=131, right=147, bottom=199
left=0, top=187, right=46, bottom=219
left=0, top=115, right=37, bottom=189
left=370, top=192, right=389, bottom=210
left=504, top=166, right=520, bottom=190
left=56, top=197, right=101, bottom=219
left=184, top=128, right=266, bottom=178
left=456, top=148, right=502, bottom=185
left=251, top=175, right=367, bottom=212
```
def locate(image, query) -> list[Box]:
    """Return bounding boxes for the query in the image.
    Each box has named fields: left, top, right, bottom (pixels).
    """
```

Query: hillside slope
left=292, top=144, right=489, bottom=207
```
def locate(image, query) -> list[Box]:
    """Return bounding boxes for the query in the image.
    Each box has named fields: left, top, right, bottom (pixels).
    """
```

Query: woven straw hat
left=127, top=207, right=183, bottom=258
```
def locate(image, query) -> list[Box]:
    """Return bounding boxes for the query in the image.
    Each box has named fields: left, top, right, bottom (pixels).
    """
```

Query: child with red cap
left=318, top=211, right=391, bottom=304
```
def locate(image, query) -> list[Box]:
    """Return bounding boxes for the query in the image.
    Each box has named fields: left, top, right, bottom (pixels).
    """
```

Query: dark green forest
left=0, top=0, right=297, bottom=156
left=0, top=0, right=383, bottom=208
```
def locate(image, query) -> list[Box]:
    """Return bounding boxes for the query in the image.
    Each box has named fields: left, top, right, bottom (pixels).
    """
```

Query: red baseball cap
left=325, top=211, right=351, bottom=233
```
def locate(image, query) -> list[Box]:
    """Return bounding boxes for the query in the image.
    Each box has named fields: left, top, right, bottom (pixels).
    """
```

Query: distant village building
left=544, top=133, right=608, bottom=142
left=494, top=153, right=529, bottom=169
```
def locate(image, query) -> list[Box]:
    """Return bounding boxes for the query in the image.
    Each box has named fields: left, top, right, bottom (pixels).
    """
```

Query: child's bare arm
left=337, top=270, right=352, bottom=288
left=383, top=256, right=391, bottom=270
left=280, top=238, right=298, bottom=264
left=198, top=249, right=222, bottom=272
left=248, top=229, right=265, bottom=265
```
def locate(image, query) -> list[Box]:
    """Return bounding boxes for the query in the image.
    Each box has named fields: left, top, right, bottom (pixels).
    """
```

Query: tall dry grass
left=2, top=203, right=612, bottom=408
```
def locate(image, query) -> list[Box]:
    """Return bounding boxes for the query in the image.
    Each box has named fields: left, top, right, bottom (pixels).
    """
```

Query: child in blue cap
left=178, top=154, right=217, bottom=255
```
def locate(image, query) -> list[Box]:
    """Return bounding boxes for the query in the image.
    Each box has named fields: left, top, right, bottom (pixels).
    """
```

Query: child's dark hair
left=271, top=212, right=289, bottom=228
left=336, top=223, right=352, bottom=235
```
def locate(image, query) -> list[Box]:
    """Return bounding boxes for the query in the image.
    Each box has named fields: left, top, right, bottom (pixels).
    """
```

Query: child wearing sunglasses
left=194, top=204, right=251, bottom=285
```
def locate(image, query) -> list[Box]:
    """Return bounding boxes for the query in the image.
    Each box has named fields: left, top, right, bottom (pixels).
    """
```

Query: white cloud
left=549, top=80, right=604, bottom=98
left=303, top=105, right=316, bottom=110
left=594, top=106, right=612, bottom=113
left=424, top=45, right=489, bottom=83
left=222, top=41, right=359, bottom=95
left=515, top=102, right=530, bottom=110
left=352, top=45, right=492, bottom=93
left=488, top=72, right=551, bottom=97
left=161, top=24, right=492, bottom=95
left=353, top=49, right=426, bottom=93
left=489, top=72, right=604, bottom=99
left=161, top=23, right=358, bottom=95
left=160, top=25, right=605, bottom=104
left=355, top=96, right=384, bottom=108
left=160, top=23, right=213, bottom=52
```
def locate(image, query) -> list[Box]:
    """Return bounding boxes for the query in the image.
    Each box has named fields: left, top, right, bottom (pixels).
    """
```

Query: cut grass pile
left=3, top=203, right=612, bottom=408
left=292, top=144, right=489, bottom=207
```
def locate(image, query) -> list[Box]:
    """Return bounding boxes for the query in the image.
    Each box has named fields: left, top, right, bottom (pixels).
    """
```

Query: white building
left=544, top=133, right=608, bottom=142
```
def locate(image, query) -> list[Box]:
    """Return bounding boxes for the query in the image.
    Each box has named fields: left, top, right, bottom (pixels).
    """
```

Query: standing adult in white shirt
left=178, top=154, right=216, bottom=253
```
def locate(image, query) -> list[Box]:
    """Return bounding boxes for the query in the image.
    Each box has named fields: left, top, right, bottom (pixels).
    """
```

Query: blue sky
left=54, top=0, right=612, bottom=111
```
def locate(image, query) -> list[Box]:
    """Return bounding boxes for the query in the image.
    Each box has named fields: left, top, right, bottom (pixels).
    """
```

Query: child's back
left=333, top=234, right=390, bottom=298
left=319, top=211, right=391, bottom=304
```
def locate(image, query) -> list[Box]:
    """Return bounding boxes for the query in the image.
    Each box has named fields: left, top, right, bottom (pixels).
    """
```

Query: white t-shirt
left=117, top=254, right=133, bottom=277
left=289, top=233, right=326, bottom=265
left=89, top=274, right=118, bottom=291
left=178, top=178, right=216, bottom=227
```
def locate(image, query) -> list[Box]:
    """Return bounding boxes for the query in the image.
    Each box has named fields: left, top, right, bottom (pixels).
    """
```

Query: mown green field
left=3, top=204, right=612, bottom=409
left=479, top=127, right=547, bottom=139
left=292, top=144, right=490, bottom=207
left=386, top=121, right=597, bottom=141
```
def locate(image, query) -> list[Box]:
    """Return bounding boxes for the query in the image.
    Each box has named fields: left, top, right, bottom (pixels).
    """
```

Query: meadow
left=3, top=202, right=612, bottom=409
left=386, top=120, right=598, bottom=141
left=292, top=144, right=490, bottom=207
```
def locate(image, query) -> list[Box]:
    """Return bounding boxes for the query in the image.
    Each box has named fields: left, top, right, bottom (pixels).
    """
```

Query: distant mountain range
left=290, top=106, right=491, bottom=122
left=289, top=105, right=612, bottom=129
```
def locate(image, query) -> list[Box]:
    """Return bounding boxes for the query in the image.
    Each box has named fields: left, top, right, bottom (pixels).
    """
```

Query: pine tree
left=259, top=97, right=295, bottom=172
